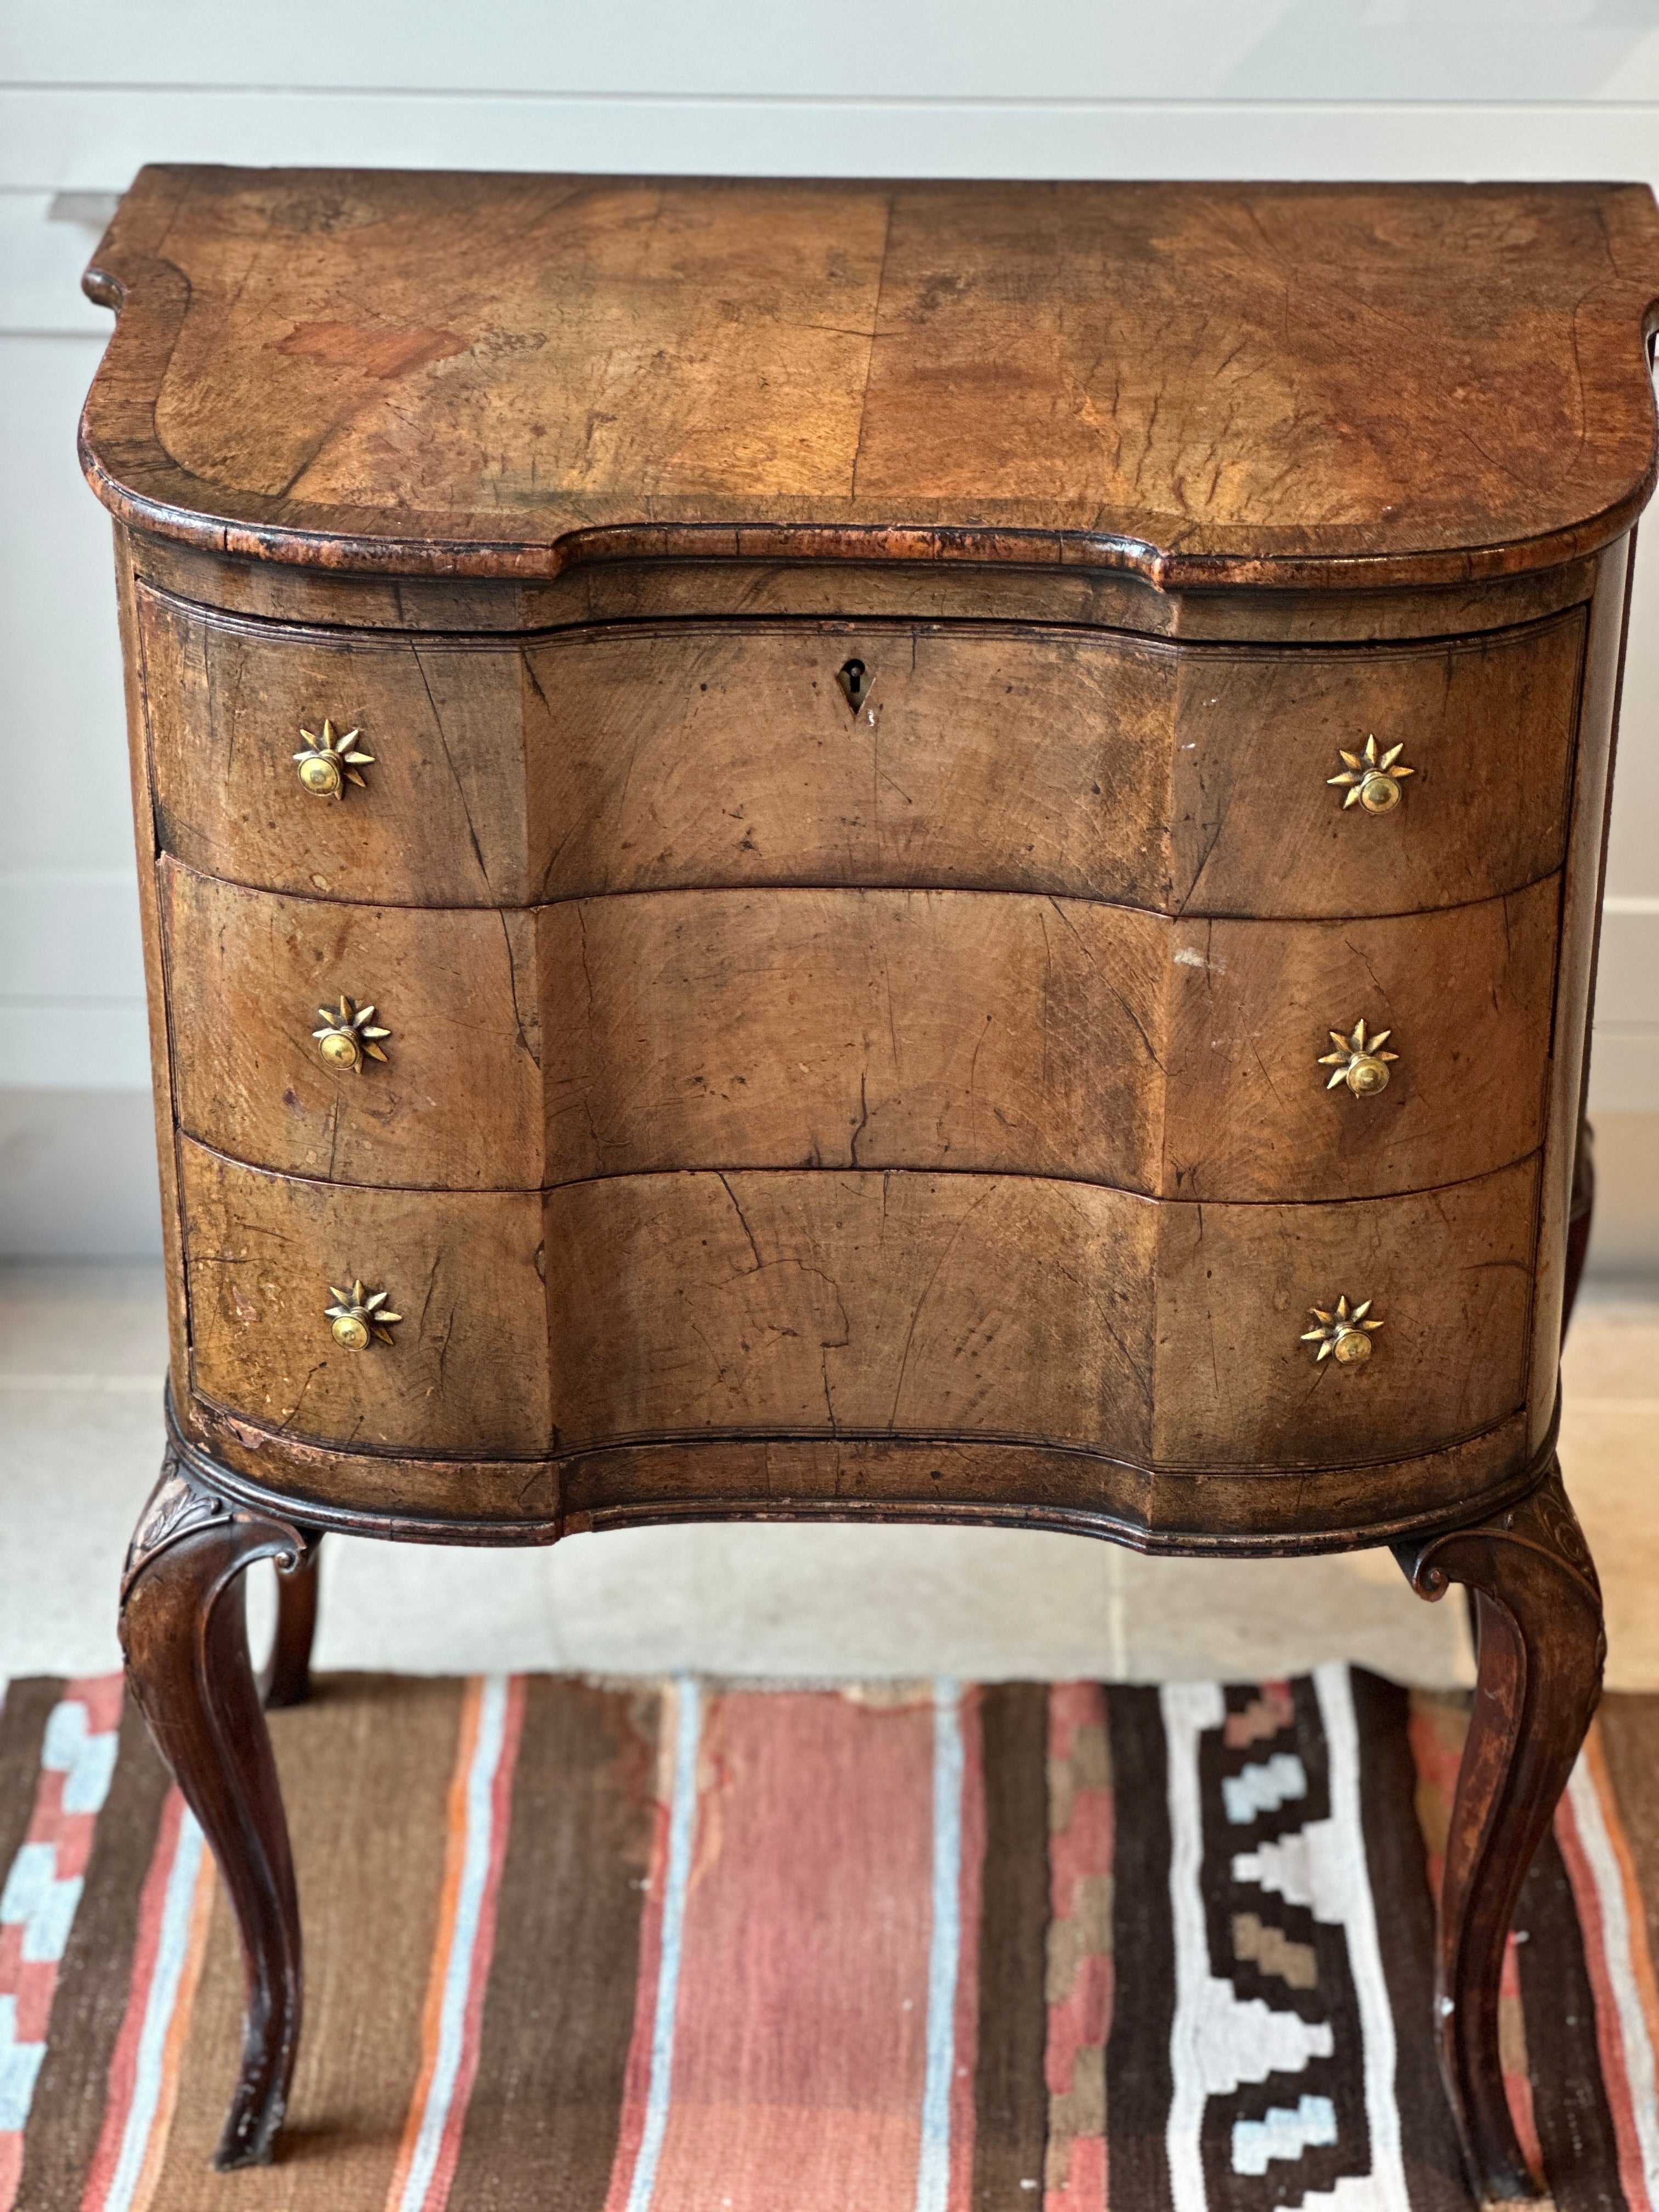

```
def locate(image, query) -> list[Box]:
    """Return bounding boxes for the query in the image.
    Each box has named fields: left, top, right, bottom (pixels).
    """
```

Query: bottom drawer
left=179, top=1142, right=1537, bottom=1471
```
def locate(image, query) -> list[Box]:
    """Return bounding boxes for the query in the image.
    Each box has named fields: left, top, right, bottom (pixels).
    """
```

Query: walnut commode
left=84, top=169, right=1659, bottom=2200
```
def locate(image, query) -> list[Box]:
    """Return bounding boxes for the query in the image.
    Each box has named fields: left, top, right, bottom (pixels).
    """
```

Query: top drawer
left=137, top=585, right=1584, bottom=917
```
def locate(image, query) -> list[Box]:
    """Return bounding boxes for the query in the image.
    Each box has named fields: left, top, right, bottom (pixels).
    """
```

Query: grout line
left=5, top=86, right=1659, bottom=113
left=0, top=1374, right=162, bottom=1392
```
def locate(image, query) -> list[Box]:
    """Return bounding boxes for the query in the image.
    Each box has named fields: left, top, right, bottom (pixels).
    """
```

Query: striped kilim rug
left=2, top=1669, right=1657, bottom=2212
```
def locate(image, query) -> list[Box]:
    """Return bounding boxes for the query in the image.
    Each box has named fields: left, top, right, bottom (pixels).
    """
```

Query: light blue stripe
left=916, top=1679, right=964, bottom=2212
left=0, top=2013, right=47, bottom=2134
left=625, top=1675, right=703, bottom=2212
left=397, top=1674, right=511, bottom=2212
left=63, top=1729, right=120, bottom=1816
left=23, top=1874, right=84, bottom=1963
left=102, top=1810, right=206, bottom=2212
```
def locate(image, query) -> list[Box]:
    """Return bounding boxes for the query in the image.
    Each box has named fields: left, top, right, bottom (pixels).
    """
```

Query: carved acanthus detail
left=1391, top=1462, right=1600, bottom=1611
left=123, top=1449, right=312, bottom=1598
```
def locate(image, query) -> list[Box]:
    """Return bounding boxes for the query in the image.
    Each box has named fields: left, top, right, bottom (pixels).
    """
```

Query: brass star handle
left=1301, top=1295, right=1383, bottom=1367
left=313, top=995, right=390, bottom=1074
left=1328, top=735, right=1413, bottom=814
left=294, top=718, right=375, bottom=797
left=1319, top=1018, right=1397, bottom=1098
left=324, top=1279, right=401, bottom=1350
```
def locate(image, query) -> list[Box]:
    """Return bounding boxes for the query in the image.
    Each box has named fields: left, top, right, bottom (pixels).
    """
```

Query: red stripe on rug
left=618, top=1686, right=980, bottom=2212
left=1555, top=1726, right=1659, bottom=2212
left=1043, top=1683, right=1113, bottom=2212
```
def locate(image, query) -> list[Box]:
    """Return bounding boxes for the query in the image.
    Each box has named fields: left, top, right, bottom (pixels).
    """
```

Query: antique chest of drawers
left=83, top=170, right=1659, bottom=2199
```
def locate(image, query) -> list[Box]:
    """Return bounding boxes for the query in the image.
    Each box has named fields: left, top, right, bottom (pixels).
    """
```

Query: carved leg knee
left=1395, top=1462, right=1605, bottom=2203
left=119, top=1446, right=314, bottom=2168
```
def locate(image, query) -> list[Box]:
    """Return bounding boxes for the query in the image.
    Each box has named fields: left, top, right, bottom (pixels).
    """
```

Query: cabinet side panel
left=115, top=526, right=189, bottom=1407
left=1530, top=533, right=1637, bottom=1447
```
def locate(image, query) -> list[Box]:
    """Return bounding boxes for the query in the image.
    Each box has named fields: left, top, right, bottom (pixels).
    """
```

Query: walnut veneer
left=87, top=169, right=1659, bottom=2198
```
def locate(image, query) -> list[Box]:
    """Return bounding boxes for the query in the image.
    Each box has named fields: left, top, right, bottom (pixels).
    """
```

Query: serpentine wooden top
left=81, top=167, right=1659, bottom=589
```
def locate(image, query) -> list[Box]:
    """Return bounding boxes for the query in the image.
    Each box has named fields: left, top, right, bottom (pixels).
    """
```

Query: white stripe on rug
left=625, top=1675, right=703, bottom=2212
left=97, top=1809, right=205, bottom=2212
left=1566, top=1753, right=1659, bottom=2205
left=1302, top=1662, right=1410, bottom=2212
left=915, top=1679, right=965, bottom=2212
left=394, top=1673, right=512, bottom=2212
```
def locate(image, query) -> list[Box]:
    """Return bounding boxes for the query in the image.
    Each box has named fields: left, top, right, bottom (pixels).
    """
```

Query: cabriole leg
left=119, top=1449, right=314, bottom=2169
left=1393, top=1463, right=1605, bottom=2203
left=264, top=1538, right=321, bottom=1710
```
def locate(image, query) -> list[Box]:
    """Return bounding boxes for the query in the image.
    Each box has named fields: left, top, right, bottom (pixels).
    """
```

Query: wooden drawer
left=139, top=585, right=1583, bottom=918
left=163, top=864, right=1555, bottom=1203
left=180, top=1142, right=1536, bottom=1470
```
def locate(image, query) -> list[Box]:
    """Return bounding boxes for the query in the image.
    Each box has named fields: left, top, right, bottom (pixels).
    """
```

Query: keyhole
left=837, top=658, right=871, bottom=713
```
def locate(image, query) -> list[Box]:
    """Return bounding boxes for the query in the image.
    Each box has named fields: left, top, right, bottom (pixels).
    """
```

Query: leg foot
left=1394, top=1462, right=1605, bottom=2203
left=119, top=1446, right=314, bottom=2169
left=264, top=1539, right=321, bottom=1710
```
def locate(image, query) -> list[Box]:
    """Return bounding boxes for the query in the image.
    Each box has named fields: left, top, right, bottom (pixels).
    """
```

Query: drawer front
left=141, top=585, right=1582, bottom=918
left=182, top=1144, right=1535, bottom=1470
left=160, top=858, right=550, bottom=1190
left=166, top=868, right=1554, bottom=1203
left=180, top=1142, right=550, bottom=1457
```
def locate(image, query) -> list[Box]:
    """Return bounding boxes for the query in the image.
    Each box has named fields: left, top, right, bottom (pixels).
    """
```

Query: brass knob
left=1319, top=1018, right=1397, bottom=1097
left=294, top=719, right=375, bottom=798
left=1301, top=1295, right=1383, bottom=1367
left=312, top=995, right=390, bottom=1074
left=324, top=1279, right=400, bottom=1350
left=1328, top=736, right=1413, bottom=814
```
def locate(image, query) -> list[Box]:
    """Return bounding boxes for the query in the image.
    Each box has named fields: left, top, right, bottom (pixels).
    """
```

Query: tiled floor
left=2, top=1262, right=1654, bottom=1690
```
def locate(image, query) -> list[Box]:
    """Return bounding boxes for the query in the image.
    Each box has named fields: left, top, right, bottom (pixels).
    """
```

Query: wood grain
left=162, top=862, right=1556, bottom=1204
left=140, top=594, right=1583, bottom=918
left=179, top=1141, right=1537, bottom=1473
left=83, top=172, right=1659, bottom=588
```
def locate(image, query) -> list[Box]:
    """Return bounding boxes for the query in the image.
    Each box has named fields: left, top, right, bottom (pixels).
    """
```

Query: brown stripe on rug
left=0, top=1681, right=59, bottom=1891
left=142, top=1673, right=467, bottom=2212
left=445, top=1677, right=659, bottom=2211
left=1104, top=1683, right=1177, bottom=2212
left=15, top=1691, right=171, bottom=2211
left=1515, top=1828, right=1627, bottom=2212
left=1347, top=1667, right=1469, bottom=2212
left=970, top=1684, right=1048, bottom=2211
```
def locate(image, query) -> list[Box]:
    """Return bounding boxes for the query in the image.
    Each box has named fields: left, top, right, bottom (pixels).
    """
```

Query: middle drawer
left=162, top=861, right=1555, bottom=1203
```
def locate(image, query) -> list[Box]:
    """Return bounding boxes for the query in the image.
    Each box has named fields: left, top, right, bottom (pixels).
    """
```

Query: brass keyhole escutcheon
left=294, top=719, right=375, bottom=797
left=324, top=1278, right=400, bottom=1350
left=312, top=995, right=390, bottom=1074
left=1328, top=735, right=1413, bottom=814
left=1301, top=1295, right=1383, bottom=1367
left=1319, top=1018, right=1397, bottom=1098
left=836, top=657, right=872, bottom=714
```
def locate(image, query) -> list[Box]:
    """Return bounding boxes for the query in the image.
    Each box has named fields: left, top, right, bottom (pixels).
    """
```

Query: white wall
left=3, top=2, right=1658, bottom=1260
